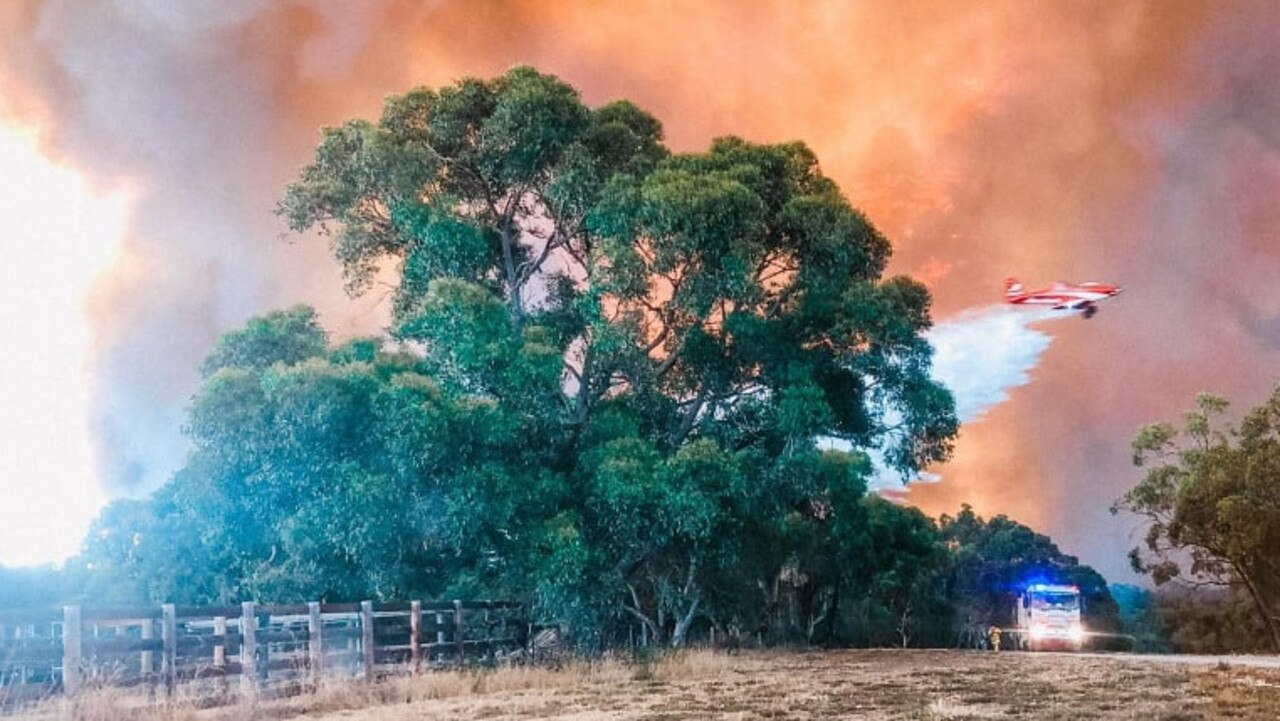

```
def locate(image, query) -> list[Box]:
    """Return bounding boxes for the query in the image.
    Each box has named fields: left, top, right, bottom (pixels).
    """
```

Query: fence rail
left=0, top=599, right=525, bottom=710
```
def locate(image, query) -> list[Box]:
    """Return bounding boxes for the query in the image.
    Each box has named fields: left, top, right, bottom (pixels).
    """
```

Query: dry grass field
left=13, top=649, right=1280, bottom=720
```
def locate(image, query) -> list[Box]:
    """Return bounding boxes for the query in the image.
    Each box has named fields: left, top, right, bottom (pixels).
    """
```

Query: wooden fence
left=0, top=600, right=525, bottom=709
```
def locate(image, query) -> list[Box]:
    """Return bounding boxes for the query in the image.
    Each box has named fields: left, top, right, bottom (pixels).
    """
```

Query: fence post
left=240, top=602, right=258, bottom=700
left=409, top=601, right=421, bottom=674
left=212, top=616, right=226, bottom=669
left=360, top=601, right=375, bottom=682
left=140, top=617, right=154, bottom=684
left=453, top=600, right=465, bottom=665
left=484, top=605, right=494, bottom=663
left=61, top=606, right=82, bottom=696
left=161, top=604, right=177, bottom=698
left=212, top=615, right=227, bottom=697
left=308, top=602, right=323, bottom=689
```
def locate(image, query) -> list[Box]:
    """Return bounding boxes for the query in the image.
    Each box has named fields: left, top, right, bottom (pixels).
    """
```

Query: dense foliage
left=69, top=67, right=1118, bottom=648
left=1115, top=387, right=1280, bottom=651
left=1111, top=583, right=1276, bottom=654
left=939, top=506, right=1119, bottom=643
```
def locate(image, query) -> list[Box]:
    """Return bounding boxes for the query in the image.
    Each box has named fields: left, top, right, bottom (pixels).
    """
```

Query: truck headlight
left=1030, top=624, right=1048, bottom=640
left=1068, top=625, right=1085, bottom=642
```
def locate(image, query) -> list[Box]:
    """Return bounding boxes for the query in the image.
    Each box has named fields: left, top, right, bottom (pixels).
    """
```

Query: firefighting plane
left=1004, top=278, right=1122, bottom=319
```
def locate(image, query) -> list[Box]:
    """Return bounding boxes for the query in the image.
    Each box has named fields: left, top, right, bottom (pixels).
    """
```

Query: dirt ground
left=18, top=649, right=1280, bottom=720
left=250, top=649, right=1280, bottom=721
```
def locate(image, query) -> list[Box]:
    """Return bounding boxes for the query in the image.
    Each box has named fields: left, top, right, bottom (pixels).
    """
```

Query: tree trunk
left=758, top=575, right=781, bottom=642
left=805, top=588, right=833, bottom=644
left=671, top=389, right=707, bottom=446
left=825, top=585, right=841, bottom=646
left=897, top=598, right=913, bottom=648
left=671, top=596, right=701, bottom=648
left=1236, top=564, right=1280, bottom=652
left=624, top=581, right=663, bottom=647
left=499, top=222, right=524, bottom=325
left=573, top=341, right=594, bottom=423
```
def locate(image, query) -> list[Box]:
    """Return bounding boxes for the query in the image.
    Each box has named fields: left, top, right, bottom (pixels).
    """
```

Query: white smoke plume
left=0, top=1, right=391, bottom=495
left=929, top=305, right=1061, bottom=425
left=867, top=304, right=1066, bottom=492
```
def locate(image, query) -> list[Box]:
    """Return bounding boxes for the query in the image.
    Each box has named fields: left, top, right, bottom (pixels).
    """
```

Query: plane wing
left=1050, top=298, right=1100, bottom=318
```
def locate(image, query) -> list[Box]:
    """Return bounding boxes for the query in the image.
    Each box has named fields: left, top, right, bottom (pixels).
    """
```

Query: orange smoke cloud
left=5, top=0, right=1280, bottom=580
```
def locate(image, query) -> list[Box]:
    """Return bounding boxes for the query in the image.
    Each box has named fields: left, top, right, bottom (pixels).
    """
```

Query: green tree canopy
left=1115, top=387, right=1280, bottom=651
left=939, top=505, right=1119, bottom=638
left=83, top=67, right=965, bottom=647
left=200, top=305, right=327, bottom=377
left=279, top=66, right=956, bottom=478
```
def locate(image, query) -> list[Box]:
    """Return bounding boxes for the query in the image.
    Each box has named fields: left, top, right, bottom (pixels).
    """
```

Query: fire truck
left=1014, top=583, right=1085, bottom=651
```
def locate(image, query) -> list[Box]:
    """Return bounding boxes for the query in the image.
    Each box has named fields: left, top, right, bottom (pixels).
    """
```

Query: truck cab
left=1016, top=583, right=1084, bottom=651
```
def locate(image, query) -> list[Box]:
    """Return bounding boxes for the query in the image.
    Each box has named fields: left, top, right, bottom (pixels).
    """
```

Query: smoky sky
left=3, top=0, right=1280, bottom=581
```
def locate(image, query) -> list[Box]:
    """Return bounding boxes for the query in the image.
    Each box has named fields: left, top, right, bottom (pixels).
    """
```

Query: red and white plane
left=1004, top=278, right=1121, bottom=319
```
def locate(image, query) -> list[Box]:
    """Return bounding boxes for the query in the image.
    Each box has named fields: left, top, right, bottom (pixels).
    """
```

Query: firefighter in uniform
left=987, top=625, right=1001, bottom=652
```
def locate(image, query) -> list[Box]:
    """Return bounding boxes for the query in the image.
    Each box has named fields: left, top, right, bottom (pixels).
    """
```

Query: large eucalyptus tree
left=81, top=67, right=958, bottom=646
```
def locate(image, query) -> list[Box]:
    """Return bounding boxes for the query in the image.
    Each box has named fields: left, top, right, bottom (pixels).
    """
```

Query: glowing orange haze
left=4, top=1, right=1280, bottom=577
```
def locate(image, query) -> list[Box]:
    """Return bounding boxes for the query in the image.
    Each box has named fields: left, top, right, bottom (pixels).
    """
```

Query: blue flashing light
left=1024, top=582, right=1082, bottom=596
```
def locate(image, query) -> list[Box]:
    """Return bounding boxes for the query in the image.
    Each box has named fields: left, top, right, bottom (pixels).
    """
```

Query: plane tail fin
left=1004, top=277, right=1024, bottom=297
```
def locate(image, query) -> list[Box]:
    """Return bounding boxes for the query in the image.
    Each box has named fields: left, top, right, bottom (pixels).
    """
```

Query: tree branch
left=671, top=387, right=709, bottom=446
